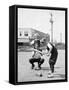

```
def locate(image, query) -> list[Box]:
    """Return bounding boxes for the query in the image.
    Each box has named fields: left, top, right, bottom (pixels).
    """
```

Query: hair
left=34, top=39, right=40, bottom=48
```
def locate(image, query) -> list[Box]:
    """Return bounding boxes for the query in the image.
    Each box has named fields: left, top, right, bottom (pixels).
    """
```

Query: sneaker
left=38, top=64, right=42, bottom=70
left=47, top=73, right=54, bottom=78
left=35, top=67, right=41, bottom=70
left=31, top=66, right=34, bottom=69
left=48, top=71, right=51, bottom=74
left=38, top=66, right=41, bottom=70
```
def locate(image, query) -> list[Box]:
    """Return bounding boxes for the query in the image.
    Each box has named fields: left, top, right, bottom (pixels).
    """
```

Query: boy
left=46, top=42, right=58, bottom=77
left=39, top=41, right=58, bottom=77
left=29, top=39, right=44, bottom=69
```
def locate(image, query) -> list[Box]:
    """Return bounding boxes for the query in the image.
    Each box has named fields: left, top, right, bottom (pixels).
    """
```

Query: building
left=18, top=28, right=50, bottom=46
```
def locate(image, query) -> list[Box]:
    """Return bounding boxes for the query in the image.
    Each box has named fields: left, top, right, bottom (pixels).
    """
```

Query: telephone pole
left=60, top=33, right=62, bottom=43
left=50, top=13, right=54, bottom=43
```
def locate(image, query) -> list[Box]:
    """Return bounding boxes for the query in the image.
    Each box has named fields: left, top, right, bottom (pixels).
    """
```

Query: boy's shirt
left=47, top=43, right=52, bottom=50
left=30, top=39, right=41, bottom=59
left=30, top=40, right=34, bottom=45
left=41, top=43, right=53, bottom=57
left=46, top=42, right=58, bottom=58
left=32, top=49, right=42, bottom=59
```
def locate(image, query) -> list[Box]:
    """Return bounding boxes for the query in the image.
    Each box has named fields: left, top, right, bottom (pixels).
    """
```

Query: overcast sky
left=18, top=8, right=65, bottom=43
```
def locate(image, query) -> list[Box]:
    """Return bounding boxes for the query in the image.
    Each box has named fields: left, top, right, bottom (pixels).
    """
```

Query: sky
left=18, top=8, right=65, bottom=43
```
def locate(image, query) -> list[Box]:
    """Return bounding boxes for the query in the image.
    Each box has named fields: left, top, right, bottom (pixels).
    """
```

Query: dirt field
left=18, top=50, right=65, bottom=82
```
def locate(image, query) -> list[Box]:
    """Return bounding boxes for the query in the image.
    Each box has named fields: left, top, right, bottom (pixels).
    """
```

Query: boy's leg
left=49, top=62, right=54, bottom=73
left=29, top=58, right=35, bottom=69
left=49, top=52, right=58, bottom=73
left=48, top=57, right=57, bottom=78
left=38, top=58, right=44, bottom=69
left=47, top=60, right=55, bottom=77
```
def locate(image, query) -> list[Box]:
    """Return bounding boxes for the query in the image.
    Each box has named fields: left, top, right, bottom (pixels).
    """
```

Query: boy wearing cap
left=29, top=39, right=44, bottom=69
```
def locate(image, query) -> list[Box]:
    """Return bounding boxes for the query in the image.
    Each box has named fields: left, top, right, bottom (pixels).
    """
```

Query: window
left=24, top=31, right=28, bottom=36
left=20, top=32, right=22, bottom=36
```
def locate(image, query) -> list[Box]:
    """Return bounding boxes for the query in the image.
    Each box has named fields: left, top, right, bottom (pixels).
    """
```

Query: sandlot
left=18, top=49, right=65, bottom=82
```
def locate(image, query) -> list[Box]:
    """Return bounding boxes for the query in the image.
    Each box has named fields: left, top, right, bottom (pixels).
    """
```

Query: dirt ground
left=18, top=50, right=65, bottom=82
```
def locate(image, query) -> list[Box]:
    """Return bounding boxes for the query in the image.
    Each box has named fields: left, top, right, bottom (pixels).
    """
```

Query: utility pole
left=60, top=33, right=62, bottom=43
left=50, top=13, right=54, bottom=43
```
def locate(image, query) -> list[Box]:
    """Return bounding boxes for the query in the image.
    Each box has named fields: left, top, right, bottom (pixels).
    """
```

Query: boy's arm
left=33, top=49, right=43, bottom=54
left=32, top=48, right=51, bottom=56
left=33, top=49, right=49, bottom=56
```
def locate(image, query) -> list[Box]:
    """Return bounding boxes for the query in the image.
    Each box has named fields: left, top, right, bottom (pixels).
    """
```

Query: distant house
left=18, top=28, right=50, bottom=46
left=18, top=28, right=31, bottom=43
left=55, top=43, right=65, bottom=50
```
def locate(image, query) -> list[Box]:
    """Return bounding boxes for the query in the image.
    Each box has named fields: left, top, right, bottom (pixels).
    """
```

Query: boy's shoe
left=31, top=66, right=34, bottom=69
left=35, top=67, right=41, bottom=70
left=38, top=64, right=42, bottom=70
left=47, top=73, right=54, bottom=78
left=38, top=66, right=41, bottom=70
left=48, top=71, right=51, bottom=74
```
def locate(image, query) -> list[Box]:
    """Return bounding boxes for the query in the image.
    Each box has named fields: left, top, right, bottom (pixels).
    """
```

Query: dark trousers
left=49, top=52, right=58, bottom=73
left=29, top=58, right=44, bottom=69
